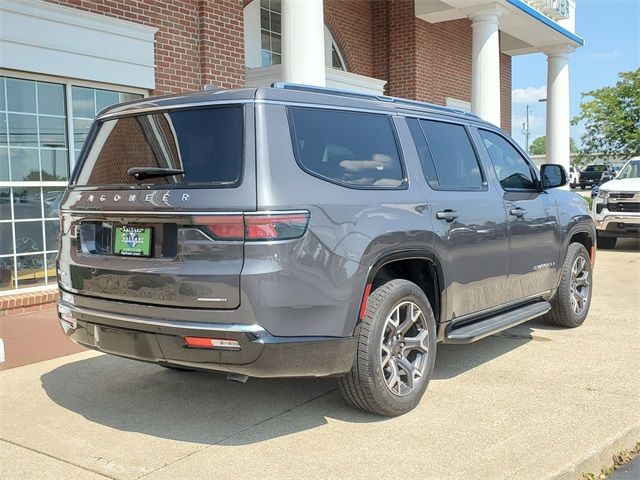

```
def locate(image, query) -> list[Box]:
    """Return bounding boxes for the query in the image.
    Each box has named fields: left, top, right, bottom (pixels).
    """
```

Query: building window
left=258, top=0, right=346, bottom=71
left=260, top=0, right=282, bottom=67
left=0, top=75, right=142, bottom=292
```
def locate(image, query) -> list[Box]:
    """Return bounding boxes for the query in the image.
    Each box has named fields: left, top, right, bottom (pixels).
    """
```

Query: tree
left=529, top=136, right=546, bottom=155
left=572, top=68, right=640, bottom=158
left=528, top=135, right=578, bottom=155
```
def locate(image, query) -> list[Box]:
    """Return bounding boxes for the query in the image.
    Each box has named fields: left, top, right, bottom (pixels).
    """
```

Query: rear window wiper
left=127, top=167, right=185, bottom=180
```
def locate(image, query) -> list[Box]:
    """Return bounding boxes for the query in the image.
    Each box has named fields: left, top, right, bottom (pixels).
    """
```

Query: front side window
left=479, top=130, right=537, bottom=190
left=418, top=119, right=485, bottom=190
left=289, top=108, right=404, bottom=188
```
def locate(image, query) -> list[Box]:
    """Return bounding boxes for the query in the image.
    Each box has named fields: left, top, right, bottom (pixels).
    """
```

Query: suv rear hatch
left=58, top=102, right=256, bottom=309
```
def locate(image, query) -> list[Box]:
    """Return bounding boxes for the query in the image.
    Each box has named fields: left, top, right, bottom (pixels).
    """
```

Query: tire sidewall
left=366, top=281, right=437, bottom=415
left=558, top=244, right=592, bottom=326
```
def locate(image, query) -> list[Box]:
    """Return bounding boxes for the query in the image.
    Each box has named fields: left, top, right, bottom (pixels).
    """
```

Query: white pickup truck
left=592, top=157, right=640, bottom=249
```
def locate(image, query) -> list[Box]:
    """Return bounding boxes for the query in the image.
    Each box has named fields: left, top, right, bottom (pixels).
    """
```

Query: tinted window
left=419, top=120, right=484, bottom=189
left=289, top=107, right=404, bottom=187
left=585, top=165, right=607, bottom=172
left=75, top=106, right=243, bottom=186
left=479, top=130, right=536, bottom=190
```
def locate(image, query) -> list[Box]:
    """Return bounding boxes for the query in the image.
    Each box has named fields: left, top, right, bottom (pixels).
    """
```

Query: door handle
left=436, top=210, right=460, bottom=222
left=509, top=207, right=526, bottom=218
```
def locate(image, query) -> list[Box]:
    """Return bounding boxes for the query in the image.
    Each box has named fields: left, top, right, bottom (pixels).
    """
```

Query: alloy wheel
left=380, top=301, right=430, bottom=396
left=570, top=255, right=590, bottom=316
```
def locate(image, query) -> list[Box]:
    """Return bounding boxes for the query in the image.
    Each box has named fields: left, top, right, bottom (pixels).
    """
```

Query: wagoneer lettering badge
left=74, top=191, right=190, bottom=206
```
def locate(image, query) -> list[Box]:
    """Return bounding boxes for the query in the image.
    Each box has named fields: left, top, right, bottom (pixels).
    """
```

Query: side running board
left=444, top=301, right=551, bottom=344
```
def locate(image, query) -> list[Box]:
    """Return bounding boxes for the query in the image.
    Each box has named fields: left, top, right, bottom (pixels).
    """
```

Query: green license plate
left=114, top=226, right=153, bottom=257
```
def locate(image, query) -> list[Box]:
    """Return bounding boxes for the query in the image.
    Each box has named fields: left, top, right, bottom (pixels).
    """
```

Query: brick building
left=0, top=0, right=582, bottom=295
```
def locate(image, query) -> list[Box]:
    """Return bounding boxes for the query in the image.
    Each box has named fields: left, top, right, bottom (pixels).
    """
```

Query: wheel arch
left=566, top=223, right=596, bottom=262
left=361, top=250, right=445, bottom=327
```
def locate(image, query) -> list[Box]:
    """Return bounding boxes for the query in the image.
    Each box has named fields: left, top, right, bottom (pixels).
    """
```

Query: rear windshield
left=74, top=106, right=244, bottom=187
left=585, top=165, right=607, bottom=172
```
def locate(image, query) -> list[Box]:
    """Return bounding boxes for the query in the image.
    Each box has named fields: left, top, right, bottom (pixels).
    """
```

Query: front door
left=404, top=117, right=510, bottom=321
left=476, top=129, right=561, bottom=300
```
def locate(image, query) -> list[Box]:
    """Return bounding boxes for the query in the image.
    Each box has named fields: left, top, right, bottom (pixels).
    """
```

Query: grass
left=581, top=442, right=640, bottom=479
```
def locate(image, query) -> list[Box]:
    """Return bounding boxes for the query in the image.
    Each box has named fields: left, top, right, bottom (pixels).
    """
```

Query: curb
left=550, top=423, right=640, bottom=480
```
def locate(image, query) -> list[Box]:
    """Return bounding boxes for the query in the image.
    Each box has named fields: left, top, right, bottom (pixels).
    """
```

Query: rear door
left=58, top=103, right=255, bottom=309
left=475, top=128, right=561, bottom=300
left=405, top=117, right=510, bottom=320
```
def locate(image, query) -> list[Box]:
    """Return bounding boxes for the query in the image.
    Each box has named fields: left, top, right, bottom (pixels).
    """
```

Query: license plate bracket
left=113, top=225, right=153, bottom=257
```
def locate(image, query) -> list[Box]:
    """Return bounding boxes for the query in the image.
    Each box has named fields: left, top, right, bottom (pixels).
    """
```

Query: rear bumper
left=57, top=299, right=357, bottom=378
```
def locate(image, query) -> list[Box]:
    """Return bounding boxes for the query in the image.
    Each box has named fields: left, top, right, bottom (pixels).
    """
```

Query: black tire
left=580, top=185, right=586, bottom=190
left=546, top=243, right=592, bottom=328
left=337, top=279, right=437, bottom=416
left=597, top=234, right=617, bottom=250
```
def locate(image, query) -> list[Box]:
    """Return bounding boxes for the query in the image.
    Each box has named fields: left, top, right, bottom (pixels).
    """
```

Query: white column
left=545, top=45, right=574, bottom=174
left=469, top=4, right=506, bottom=126
left=281, top=0, right=326, bottom=86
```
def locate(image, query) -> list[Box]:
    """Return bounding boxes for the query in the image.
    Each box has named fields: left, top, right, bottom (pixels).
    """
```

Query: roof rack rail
left=272, top=82, right=480, bottom=119
left=272, top=82, right=392, bottom=102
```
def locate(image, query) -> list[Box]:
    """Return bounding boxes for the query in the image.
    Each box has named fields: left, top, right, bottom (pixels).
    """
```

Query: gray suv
left=57, top=84, right=596, bottom=416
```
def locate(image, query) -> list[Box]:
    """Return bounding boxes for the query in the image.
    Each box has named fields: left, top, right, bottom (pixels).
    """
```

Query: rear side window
left=416, top=119, right=485, bottom=190
left=74, top=106, right=243, bottom=187
left=288, top=107, right=404, bottom=188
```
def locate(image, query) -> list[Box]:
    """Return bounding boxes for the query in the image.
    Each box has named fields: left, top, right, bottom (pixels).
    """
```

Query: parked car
left=568, top=166, right=580, bottom=188
left=592, top=157, right=640, bottom=249
left=57, top=85, right=596, bottom=416
left=578, top=164, right=611, bottom=189
left=600, top=169, right=617, bottom=184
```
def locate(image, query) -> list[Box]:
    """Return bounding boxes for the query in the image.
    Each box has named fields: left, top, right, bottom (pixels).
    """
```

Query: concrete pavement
left=1, top=239, right=639, bottom=480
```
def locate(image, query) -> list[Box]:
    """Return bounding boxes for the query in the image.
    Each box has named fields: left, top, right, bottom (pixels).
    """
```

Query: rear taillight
left=193, top=215, right=244, bottom=240
left=244, top=213, right=309, bottom=240
left=193, top=211, right=310, bottom=241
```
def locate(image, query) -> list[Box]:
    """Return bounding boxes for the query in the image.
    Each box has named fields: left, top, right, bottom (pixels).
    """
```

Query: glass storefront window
left=0, top=75, right=143, bottom=292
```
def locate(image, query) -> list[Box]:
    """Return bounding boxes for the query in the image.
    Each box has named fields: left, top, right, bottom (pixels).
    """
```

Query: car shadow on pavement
left=606, top=238, right=640, bottom=253
left=40, top=324, right=543, bottom=445
left=40, top=354, right=384, bottom=445
left=433, top=323, right=541, bottom=380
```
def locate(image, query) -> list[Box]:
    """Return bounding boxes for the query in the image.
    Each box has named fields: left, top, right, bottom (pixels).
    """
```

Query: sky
left=511, top=0, right=640, bottom=151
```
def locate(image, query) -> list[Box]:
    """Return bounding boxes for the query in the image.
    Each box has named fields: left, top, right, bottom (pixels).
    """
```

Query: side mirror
left=540, top=164, right=568, bottom=189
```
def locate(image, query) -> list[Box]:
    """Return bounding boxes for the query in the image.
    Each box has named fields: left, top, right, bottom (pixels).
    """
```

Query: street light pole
left=521, top=104, right=531, bottom=153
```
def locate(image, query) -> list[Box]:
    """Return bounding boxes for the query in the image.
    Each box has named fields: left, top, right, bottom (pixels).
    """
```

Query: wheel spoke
left=381, top=343, right=392, bottom=368
left=576, top=271, right=589, bottom=287
left=396, top=355, right=422, bottom=389
left=402, top=329, right=429, bottom=354
left=386, top=358, right=401, bottom=393
left=396, top=304, right=415, bottom=335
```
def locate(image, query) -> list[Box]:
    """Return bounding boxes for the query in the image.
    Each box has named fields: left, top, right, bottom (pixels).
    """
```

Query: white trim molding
left=0, top=0, right=158, bottom=89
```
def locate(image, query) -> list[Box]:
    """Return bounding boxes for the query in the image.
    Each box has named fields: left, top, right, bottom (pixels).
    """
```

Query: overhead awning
left=415, top=0, right=584, bottom=56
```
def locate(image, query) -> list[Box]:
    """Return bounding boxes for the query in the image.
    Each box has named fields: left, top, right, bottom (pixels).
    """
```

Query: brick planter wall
left=0, top=291, right=59, bottom=317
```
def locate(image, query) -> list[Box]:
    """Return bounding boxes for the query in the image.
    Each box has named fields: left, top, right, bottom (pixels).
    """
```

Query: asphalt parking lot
left=1, top=238, right=639, bottom=480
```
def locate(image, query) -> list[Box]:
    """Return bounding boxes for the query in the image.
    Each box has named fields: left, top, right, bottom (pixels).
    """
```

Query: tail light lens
left=193, top=215, right=244, bottom=240
left=193, top=211, right=310, bottom=241
left=244, top=213, right=310, bottom=240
